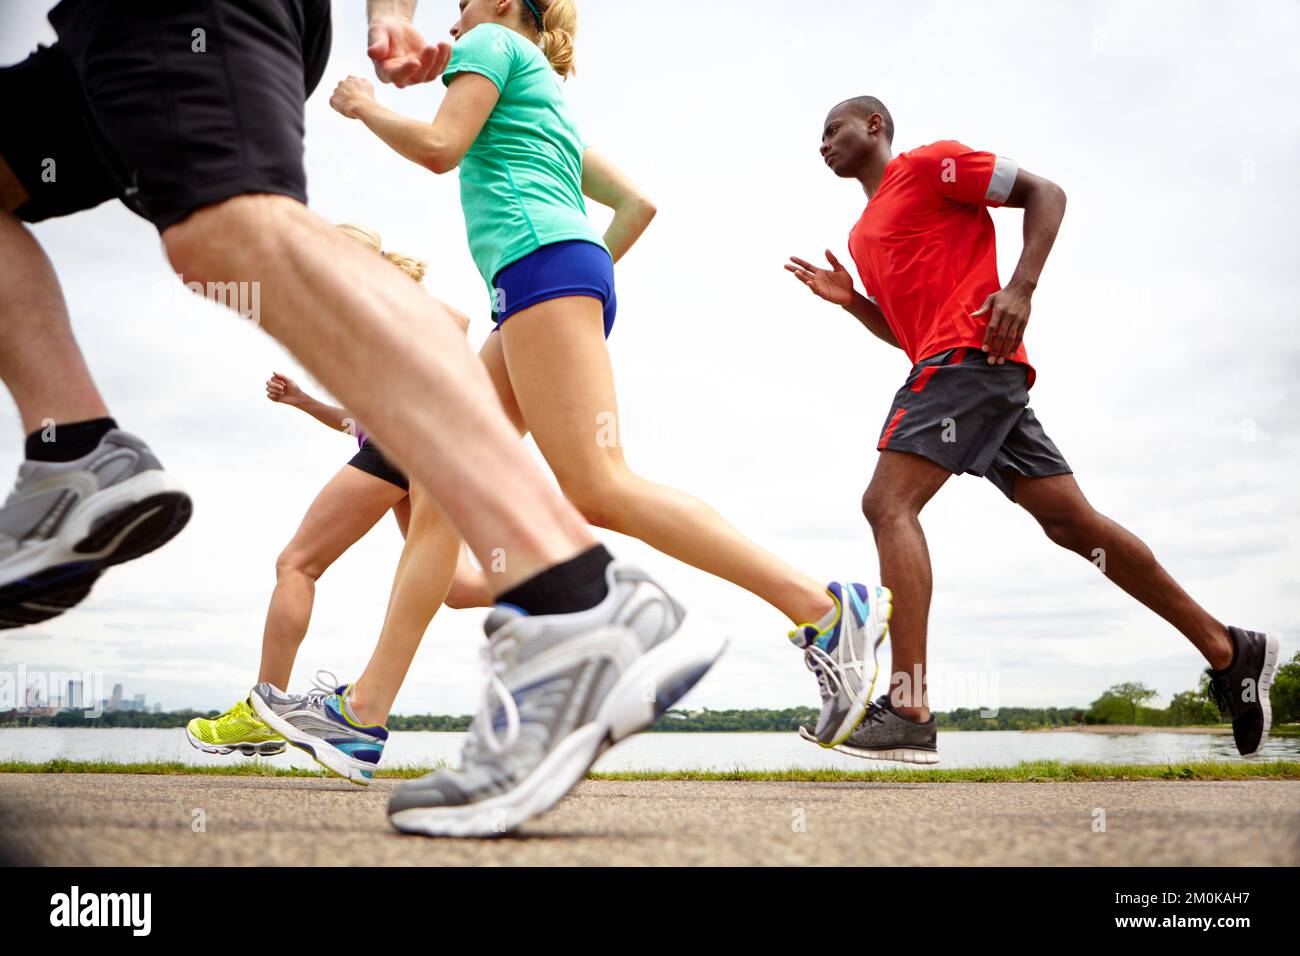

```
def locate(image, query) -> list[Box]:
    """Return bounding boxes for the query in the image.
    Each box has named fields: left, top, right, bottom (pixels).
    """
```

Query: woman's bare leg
left=446, top=545, right=493, bottom=609
left=350, top=483, right=465, bottom=725
left=391, top=495, right=411, bottom=538
left=258, top=466, right=405, bottom=688
left=346, top=334, right=517, bottom=723
left=499, top=298, right=833, bottom=625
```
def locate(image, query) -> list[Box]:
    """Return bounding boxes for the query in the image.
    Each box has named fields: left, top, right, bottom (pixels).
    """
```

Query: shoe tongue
left=788, top=592, right=841, bottom=650
left=787, top=624, right=818, bottom=650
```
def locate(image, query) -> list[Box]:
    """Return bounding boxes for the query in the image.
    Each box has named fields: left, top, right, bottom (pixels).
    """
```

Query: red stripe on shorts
left=910, top=348, right=970, bottom=394
left=879, top=407, right=906, bottom=449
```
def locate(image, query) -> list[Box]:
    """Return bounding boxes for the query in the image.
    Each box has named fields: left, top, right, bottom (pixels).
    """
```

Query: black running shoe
left=799, top=693, right=939, bottom=765
left=1206, top=627, right=1280, bottom=757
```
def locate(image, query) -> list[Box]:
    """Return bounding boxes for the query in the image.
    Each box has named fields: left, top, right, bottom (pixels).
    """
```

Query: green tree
left=1168, top=687, right=1219, bottom=726
left=1089, top=682, right=1158, bottom=725
left=1110, top=682, right=1159, bottom=724
left=1272, top=651, right=1300, bottom=725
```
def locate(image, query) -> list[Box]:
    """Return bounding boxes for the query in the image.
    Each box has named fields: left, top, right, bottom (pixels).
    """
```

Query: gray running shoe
left=1206, top=627, right=1281, bottom=757
left=389, top=561, right=726, bottom=837
left=789, top=582, right=892, bottom=747
left=249, top=671, right=387, bottom=785
left=799, top=694, right=939, bottom=764
left=0, top=429, right=191, bottom=629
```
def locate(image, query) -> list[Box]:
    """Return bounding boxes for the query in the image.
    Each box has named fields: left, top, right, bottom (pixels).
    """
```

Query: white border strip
left=986, top=155, right=1019, bottom=204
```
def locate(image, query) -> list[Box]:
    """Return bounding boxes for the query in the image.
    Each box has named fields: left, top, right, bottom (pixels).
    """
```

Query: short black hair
left=832, top=96, right=894, bottom=144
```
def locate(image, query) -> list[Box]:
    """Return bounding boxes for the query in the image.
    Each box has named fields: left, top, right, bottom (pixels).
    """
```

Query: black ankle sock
left=497, top=544, right=613, bottom=616
left=25, top=417, right=118, bottom=463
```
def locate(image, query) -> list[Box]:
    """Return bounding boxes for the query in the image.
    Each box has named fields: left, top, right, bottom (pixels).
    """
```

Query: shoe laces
left=1206, top=670, right=1230, bottom=713
left=306, top=669, right=343, bottom=700
left=803, top=644, right=842, bottom=699
left=474, top=638, right=520, bottom=755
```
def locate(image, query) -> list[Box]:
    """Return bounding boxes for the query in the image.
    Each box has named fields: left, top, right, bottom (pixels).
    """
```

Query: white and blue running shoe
left=249, top=671, right=386, bottom=785
left=388, top=561, right=726, bottom=837
left=789, top=582, right=892, bottom=747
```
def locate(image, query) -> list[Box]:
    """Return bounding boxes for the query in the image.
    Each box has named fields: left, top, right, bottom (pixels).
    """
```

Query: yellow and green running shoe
left=186, top=697, right=286, bottom=757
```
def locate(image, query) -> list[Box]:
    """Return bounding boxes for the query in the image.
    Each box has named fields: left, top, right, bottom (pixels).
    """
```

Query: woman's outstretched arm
left=266, top=372, right=357, bottom=435
left=330, top=73, right=499, bottom=175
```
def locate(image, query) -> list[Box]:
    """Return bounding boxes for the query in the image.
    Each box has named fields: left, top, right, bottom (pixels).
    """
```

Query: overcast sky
left=2, top=0, right=1297, bottom=717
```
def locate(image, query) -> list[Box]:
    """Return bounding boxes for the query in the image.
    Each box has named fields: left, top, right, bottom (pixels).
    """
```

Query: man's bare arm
left=973, top=168, right=1067, bottom=363
left=367, top=1, right=451, bottom=88
left=844, top=291, right=902, bottom=349
left=367, top=0, right=417, bottom=18
left=786, top=251, right=901, bottom=349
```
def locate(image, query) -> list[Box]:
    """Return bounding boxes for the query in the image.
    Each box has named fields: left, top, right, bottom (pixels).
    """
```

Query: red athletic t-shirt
left=847, top=140, right=1034, bottom=385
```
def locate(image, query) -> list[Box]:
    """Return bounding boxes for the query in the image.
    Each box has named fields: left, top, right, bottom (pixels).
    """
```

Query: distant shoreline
left=1032, top=724, right=1233, bottom=735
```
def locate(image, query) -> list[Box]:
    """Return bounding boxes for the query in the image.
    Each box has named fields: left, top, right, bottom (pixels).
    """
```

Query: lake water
left=1, top=727, right=1295, bottom=772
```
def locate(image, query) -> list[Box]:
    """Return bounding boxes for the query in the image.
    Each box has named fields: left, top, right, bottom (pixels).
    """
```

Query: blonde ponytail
left=337, top=222, right=382, bottom=254
left=383, top=251, right=428, bottom=285
left=336, top=223, right=427, bottom=286
left=537, top=0, right=578, bottom=79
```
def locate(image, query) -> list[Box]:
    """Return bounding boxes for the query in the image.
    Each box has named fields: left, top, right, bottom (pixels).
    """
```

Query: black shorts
left=877, top=347, right=1072, bottom=500
left=347, top=439, right=409, bottom=493
left=1, top=0, right=331, bottom=231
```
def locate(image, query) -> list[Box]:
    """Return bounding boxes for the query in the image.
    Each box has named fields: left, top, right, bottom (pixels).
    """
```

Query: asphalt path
left=1, top=774, right=1296, bottom=865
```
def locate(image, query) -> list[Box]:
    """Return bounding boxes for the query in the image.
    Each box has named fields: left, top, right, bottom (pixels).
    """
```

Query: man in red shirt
left=787, top=96, right=1277, bottom=761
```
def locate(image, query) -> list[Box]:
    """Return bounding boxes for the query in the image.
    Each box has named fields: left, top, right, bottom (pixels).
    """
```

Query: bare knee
left=560, top=469, right=628, bottom=531
left=162, top=195, right=291, bottom=278
left=275, top=547, right=325, bottom=584
left=1036, top=508, right=1098, bottom=554
left=862, top=487, right=918, bottom=532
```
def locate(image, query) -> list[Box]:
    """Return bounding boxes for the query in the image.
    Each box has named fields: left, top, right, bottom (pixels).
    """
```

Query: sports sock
left=497, top=544, right=613, bottom=617
left=25, top=417, right=118, bottom=463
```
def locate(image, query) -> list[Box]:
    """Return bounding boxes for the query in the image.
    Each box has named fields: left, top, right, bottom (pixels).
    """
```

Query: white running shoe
left=388, top=561, right=726, bottom=837
left=0, top=429, right=191, bottom=629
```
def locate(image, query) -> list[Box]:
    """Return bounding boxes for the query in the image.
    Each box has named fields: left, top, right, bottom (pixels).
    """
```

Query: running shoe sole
left=822, top=586, right=893, bottom=748
left=390, top=627, right=729, bottom=837
left=184, top=727, right=287, bottom=757
left=248, top=693, right=376, bottom=786
left=1246, top=631, right=1280, bottom=757
left=799, top=724, right=939, bottom=764
left=0, top=471, right=192, bottom=629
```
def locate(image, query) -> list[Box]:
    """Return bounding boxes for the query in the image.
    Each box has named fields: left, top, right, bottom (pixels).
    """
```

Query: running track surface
left=1, top=775, right=1297, bottom=866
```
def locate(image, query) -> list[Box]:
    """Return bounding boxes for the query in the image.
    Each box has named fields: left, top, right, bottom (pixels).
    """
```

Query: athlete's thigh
left=498, top=295, right=619, bottom=481
left=478, top=331, right=528, bottom=437
left=283, top=465, right=405, bottom=572
left=1008, top=472, right=1093, bottom=523
left=864, top=449, right=953, bottom=514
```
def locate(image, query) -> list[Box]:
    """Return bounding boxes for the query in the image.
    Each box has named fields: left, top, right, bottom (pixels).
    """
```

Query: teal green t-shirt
left=442, top=23, right=607, bottom=288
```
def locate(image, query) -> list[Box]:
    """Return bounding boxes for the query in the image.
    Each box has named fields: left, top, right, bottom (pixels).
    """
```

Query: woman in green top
left=330, top=0, right=887, bottom=747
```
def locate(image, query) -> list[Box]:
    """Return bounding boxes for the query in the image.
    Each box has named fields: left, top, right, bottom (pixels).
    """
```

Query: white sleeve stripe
left=985, top=155, right=1018, bottom=204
